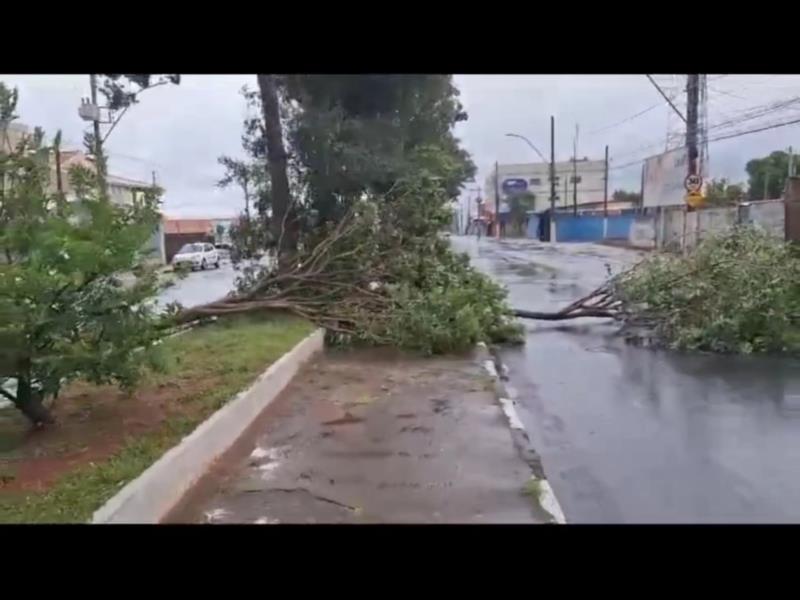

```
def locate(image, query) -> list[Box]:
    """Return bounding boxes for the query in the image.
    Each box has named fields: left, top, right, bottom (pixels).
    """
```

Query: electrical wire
left=608, top=114, right=800, bottom=171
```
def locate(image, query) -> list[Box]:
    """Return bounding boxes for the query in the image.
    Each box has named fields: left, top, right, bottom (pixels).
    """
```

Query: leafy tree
left=745, top=150, right=796, bottom=200
left=704, top=178, right=745, bottom=207
left=612, top=189, right=642, bottom=205
left=0, top=83, right=164, bottom=426
left=217, top=156, right=259, bottom=219
left=190, top=75, right=519, bottom=355
left=507, top=192, right=536, bottom=236
left=97, top=74, right=181, bottom=111
left=281, top=75, right=475, bottom=224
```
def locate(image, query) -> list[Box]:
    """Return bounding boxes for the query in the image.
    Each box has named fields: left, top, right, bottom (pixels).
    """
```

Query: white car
left=172, top=242, right=220, bottom=271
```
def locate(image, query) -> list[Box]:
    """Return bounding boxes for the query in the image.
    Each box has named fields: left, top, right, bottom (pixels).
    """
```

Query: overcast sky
left=2, top=74, right=799, bottom=218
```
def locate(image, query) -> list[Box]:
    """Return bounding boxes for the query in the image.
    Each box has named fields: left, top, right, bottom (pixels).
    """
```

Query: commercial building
left=485, top=158, right=607, bottom=213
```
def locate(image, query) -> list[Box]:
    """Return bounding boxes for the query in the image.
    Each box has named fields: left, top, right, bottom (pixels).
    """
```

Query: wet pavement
left=169, top=349, right=545, bottom=524
left=154, top=262, right=239, bottom=311
left=451, top=235, right=800, bottom=524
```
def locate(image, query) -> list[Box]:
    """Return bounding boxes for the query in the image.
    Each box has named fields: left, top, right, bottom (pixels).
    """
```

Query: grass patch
left=522, top=478, right=543, bottom=504
left=0, top=314, right=314, bottom=523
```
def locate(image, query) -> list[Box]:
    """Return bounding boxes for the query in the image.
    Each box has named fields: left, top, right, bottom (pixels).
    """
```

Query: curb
left=92, top=328, right=325, bottom=524
left=475, top=342, right=566, bottom=524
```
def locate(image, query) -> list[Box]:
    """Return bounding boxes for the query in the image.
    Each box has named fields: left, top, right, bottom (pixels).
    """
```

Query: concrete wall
left=552, top=213, right=635, bottom=243
left=744, top=200, right=785, bottom=237
left=629, top=216, right=656, bottom=249
left=642, top=199, right=785, bottom=252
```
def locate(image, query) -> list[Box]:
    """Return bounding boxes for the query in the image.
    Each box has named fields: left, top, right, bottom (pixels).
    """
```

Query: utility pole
left=789, top=146, right=795, bottom=178
left=572, top=124, right=578, bottom=216
left=603, top=145, right=609, bottom=218
left=564, top=177, right=568, bottom=208
left=494, top=161, right=501, bottom=239
left=89, top=74, right=106, bottom=191
left=685, top=74, right=700, bottom=213
left=549, top=115, right=556, bottom=242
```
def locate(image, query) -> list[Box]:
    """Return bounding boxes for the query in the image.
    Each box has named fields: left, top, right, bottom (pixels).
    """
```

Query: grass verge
left=0, top=314, right=314, bottom=523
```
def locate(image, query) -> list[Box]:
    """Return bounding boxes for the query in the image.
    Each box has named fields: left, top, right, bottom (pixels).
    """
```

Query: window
left=205, top=244, right=215, bottom=252
left=570, top=175, right=582, bottom=184
left=528, top=177, right=542, bottom=186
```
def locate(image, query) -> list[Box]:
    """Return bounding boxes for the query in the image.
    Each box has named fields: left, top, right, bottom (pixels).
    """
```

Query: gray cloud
left=3, top=74, right=799, bottom=218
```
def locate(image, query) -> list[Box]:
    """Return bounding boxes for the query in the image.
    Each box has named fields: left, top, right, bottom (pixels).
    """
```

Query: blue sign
left=502, top=178, right=528, bottom=195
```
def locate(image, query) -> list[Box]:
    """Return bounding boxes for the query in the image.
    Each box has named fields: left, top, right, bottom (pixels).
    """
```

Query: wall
left=642, top=199, right=785, bottom=253
left=629, top=216, right=656, bottom=249
left=555, top=214, right=603, bottom=242
left=743, top=200, right=785, bottom=237
left=606, top=213, right=635, bottom=239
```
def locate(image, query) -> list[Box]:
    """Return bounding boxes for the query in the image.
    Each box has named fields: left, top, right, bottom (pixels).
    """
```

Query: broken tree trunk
left=513, top=281, right=624, bottom=321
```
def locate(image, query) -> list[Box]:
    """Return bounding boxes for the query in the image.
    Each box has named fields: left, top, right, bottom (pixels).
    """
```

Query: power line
left=646, top=74, right=687, bottom=123
left=609, top=114, right=800, bottom=171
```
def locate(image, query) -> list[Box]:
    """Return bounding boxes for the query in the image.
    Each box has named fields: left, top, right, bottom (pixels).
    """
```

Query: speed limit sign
left=684, top=174, right=703, bottom=193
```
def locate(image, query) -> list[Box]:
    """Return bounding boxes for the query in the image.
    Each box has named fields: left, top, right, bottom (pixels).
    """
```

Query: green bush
left=615, top=226, right=800, bottom=354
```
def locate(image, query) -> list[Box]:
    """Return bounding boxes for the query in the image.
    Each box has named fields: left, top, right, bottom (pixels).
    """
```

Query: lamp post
left=505, top=130, right=555, bottom=242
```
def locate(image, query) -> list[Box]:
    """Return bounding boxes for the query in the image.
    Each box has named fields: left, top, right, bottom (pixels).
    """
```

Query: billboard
left=642, top=147, right=707, bottom=208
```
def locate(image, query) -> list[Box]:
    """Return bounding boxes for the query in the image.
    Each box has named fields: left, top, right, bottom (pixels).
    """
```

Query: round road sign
left=684, top=174, right=703, bottom=193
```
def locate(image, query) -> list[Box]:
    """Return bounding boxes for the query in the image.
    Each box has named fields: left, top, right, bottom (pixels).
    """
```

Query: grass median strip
left=0, top=314, right=314, bottom=523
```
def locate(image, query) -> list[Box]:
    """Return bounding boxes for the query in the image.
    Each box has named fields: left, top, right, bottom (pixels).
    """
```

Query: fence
left=549, top=212, right=636, bottom=243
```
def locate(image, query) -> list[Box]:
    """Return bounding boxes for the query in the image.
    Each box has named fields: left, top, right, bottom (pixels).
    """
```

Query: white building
left=485, top=158, right=607, bottom=213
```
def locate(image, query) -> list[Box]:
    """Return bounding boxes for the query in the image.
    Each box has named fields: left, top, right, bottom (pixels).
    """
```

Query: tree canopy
left=746, top=150, right=796, bottom=200
left=0, top=82, right=164, bottom=425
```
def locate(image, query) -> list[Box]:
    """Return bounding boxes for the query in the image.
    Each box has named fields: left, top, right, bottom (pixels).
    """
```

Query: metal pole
left=494, top=161, right=501, bottom=239
left=549, top=115, right=556, bottom=242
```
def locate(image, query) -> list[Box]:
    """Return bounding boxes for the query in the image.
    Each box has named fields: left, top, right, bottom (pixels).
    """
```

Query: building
left=4, top=122, right=168, bottom=262
left=485, top=158, right=607, bottom=213
left=163, top=218, right=215, bottom=263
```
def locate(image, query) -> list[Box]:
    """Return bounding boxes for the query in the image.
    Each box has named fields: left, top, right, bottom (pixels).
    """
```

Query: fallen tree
left=514, top=226, right=800, bottom=355
left=167, top=177, right=523, bottom=355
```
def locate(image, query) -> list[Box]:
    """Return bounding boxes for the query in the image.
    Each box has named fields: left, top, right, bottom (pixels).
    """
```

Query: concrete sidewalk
left=168, top=348, right=545, bottom=524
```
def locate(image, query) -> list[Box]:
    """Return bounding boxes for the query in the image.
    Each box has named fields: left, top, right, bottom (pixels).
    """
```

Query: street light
left=505, top=132, right=548, bottom=164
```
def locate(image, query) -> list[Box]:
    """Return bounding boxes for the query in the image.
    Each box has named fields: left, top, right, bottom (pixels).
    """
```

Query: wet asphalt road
left=452, top=235, right=800, bottom=524
left=154, top=262, right=239, bottom=311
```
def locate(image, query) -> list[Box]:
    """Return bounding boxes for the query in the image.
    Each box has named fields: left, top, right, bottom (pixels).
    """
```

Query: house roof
left=164, top=218, right=214, bottom=235
left=107, top=173, right=151, bottom=189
